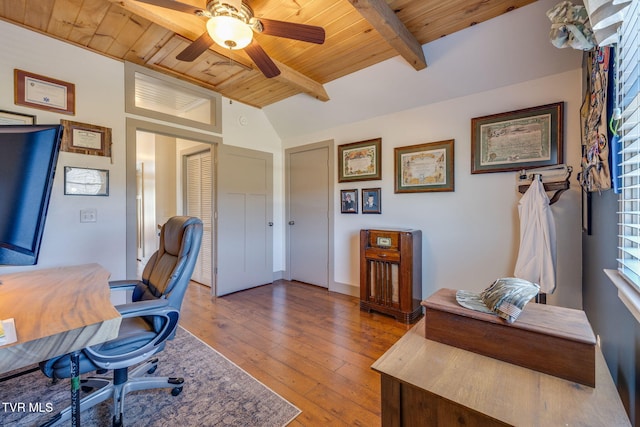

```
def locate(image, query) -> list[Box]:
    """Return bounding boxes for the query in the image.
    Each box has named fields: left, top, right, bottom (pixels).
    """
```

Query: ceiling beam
left=108, top=0, right=329, bottom=102
left=347, top=0, right=427, bottom=71
left=273, top=59, right=329, bottom=102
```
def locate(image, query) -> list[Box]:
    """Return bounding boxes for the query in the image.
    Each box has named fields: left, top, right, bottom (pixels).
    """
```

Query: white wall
left=0, top=20, right=285, bottom=279
left=0, top=20, right=127, bottom=278
left=268, top=0, right=584, bottom=308
left=0, top=0, right=585, bottom=309
left=281, top=71, right=583, bottom=308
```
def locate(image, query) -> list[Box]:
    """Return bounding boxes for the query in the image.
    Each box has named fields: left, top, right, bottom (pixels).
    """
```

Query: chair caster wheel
left=171, top=386, right=183, bottom=396
left=147, top=365, right=157, bottom=374
left=112, top=414, right=124, bottom=427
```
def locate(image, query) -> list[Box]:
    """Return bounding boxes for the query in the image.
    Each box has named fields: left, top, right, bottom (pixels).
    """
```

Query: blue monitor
left=0, top=124, right=63, bottom=265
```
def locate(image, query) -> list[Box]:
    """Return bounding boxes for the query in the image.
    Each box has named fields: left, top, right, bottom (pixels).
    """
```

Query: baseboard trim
left=330, top=281, right=359, bottom=297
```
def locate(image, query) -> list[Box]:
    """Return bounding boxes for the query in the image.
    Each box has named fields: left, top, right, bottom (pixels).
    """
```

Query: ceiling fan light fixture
left=207, top=15, right=253, bottom=49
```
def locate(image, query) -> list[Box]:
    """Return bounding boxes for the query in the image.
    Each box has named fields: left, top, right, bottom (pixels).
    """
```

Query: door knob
left=288, top=221, right=295, bottom=225
left=268, top=222, right=274, bottom=226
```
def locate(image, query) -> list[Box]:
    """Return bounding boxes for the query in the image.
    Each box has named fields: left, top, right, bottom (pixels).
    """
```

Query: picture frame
left=0, top=110, right=36, bottom=125
left=340, top=189, right=358, bottom=213
left=60, top=120, right=112, bottom=158
left=395, top=139, right=455, bottom=193
left=338, top=138, right=382, bottom=182
left=64, top=167, right=109, bottom=196
left=362, top=188, right=381, bottom=214
left=471, top=102, right=563, bottom=174
left=14, top=69, right=75, bottom=115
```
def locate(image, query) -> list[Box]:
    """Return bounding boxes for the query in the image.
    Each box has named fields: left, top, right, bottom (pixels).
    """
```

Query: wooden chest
left=421, top=288, right=597, bottom=386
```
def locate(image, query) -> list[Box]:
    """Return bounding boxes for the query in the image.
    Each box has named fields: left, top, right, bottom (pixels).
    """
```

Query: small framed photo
left=395, top=139, right=455, bottom=193
left=0, top=110, right=36, bottom=125
left=362, top=188, right=381, bottom=214
left=60, top=120, right=112, bottom=158
left=338, top=138, right=382, bottom=182
left=471, top=102, right=563, bottom=174
left=64, top=167, right=109, bottom=196
left=14, top=69, right=75, bottom=115
left=341, top=189, right=358, bottom=213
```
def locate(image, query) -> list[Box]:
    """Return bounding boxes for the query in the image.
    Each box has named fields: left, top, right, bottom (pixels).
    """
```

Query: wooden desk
left=0, top=263, right=121, bottom=373
left=0, top=264, right=121, bottom=426
left=372, top=318, right=630, bottom=426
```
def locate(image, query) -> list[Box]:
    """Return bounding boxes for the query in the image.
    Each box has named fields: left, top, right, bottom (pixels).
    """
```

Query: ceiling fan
left=135, top=0, right=326, bottom=78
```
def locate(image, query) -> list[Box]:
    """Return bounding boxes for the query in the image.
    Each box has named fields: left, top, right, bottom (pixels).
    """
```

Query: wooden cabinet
left=359, top=229, right=422, bottom=323
left=372, top=319, right=630, bottom=427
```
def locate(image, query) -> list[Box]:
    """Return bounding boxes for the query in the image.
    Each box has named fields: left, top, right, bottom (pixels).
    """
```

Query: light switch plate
left=80, top=208, right=97, bottom=223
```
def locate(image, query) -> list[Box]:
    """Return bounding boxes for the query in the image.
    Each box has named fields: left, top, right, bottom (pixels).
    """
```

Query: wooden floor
left=179, top=280, right=414, bottom=426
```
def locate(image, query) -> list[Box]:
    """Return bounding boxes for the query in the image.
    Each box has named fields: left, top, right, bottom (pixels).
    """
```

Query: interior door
left=217, top=144, right=273, bottom=296
left=286, top=142, right=332, bottom=287
left=185, top=150, right=213, bottom=287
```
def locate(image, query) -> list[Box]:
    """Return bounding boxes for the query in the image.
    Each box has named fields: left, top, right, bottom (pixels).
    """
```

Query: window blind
left=618, top=0, right=640, bottom=286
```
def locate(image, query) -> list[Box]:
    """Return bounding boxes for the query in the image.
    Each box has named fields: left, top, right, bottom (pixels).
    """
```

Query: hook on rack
left=517, top=165, right=572, bottom=205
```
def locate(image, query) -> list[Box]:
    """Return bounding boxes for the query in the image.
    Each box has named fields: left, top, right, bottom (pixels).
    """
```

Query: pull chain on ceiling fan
left=135, top=0, right=326, bottom=78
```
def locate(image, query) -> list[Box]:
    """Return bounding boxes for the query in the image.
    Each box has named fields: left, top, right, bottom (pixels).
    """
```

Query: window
left=618, top=1, right=640, bottom=285
left=612, top=0, right=640, bottom=323
left=124, top=62, right=222, bottom=133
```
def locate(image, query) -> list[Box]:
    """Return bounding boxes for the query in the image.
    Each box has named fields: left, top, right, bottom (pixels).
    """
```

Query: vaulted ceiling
left=0, top=0, right=537, bottom=108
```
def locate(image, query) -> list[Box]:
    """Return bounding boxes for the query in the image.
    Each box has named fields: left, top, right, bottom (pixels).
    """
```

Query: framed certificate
left=471, top=102, right=563, bottom=174
left=338, top=138, right=382, bottom=182
left=60, top=120, right=112, bottom=158
left=14, top=69, right=75, bottom=115
left=395, top=140, right=455, bottom=193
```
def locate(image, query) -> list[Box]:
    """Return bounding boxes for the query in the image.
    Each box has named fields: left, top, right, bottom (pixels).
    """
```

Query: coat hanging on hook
left=514, top=178, right=557, bottom=294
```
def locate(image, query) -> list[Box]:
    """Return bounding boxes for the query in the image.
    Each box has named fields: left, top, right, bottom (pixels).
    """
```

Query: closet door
left=185, top=150, right=213, bottom=287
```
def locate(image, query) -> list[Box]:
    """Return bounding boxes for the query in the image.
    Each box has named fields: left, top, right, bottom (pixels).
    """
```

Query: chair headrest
left=162, top=216, right=199, bottom=256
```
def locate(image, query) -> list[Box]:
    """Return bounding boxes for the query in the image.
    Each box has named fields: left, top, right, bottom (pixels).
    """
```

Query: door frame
left=125, top=118, right=222, bottom=287
left=284, top=140, right=335, bottom=290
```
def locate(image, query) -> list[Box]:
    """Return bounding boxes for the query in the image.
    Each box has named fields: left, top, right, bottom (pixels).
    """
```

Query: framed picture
left=340, top=189, right=358, bottom=213
left=362, top=188, right=381, bottom=214
left=60, top=120, right=112, bottom=158
left=14, top=69, right=75, bottom=115
left=64, top=167, right=109, bottom=196
left=0, top=110, right=36, bottom=125
left=471, top=102, right=563, bottom=174
left=395, top=140, right=455, bottom=193
left=338, top=138, right=382, bottom=182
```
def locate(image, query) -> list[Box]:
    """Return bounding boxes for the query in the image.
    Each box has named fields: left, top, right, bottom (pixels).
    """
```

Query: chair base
left=41, top=358, right=184, bottom=427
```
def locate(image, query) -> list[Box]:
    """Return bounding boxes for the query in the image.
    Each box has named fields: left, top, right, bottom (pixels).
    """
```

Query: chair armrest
left=109, top=279, right=141, bottom=292
left=84, top=300, right=179, bottom=370
left=116, top=299, right=170, bottom=317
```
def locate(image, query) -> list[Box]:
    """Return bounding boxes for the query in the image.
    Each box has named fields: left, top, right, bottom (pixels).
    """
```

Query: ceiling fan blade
left=134, top=0, right=203, bottom=15
left=244, top=39, right=281, bottom=78
left=258, top=19, right=325, bottom=44
left=176, top=32, right=214, bottom=62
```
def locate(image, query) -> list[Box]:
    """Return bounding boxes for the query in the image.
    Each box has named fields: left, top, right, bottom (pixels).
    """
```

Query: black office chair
left=40, top=216, right=203, bottom=427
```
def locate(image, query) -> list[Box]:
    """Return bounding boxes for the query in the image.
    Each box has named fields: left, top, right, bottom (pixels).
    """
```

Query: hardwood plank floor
left=179, top=280, right=415, bottom=426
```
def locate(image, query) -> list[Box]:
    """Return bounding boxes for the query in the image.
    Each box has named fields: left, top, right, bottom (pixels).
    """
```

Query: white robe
left=514, top=178, right=557, bottom=293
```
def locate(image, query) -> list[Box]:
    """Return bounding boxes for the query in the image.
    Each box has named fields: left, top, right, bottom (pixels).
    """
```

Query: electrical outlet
left=80, top=208, right=97, bottom=223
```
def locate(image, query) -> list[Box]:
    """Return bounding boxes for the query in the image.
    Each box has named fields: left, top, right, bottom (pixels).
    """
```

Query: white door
left=217, top=145, right=273, bottom=296
left=185, top=150, right=213, bottom=287
left=286, top=142, right=332, bottom=287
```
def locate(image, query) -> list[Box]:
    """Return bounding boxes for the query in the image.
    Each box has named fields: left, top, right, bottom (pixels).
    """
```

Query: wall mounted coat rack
left=517, top=165, right=572, bottom=205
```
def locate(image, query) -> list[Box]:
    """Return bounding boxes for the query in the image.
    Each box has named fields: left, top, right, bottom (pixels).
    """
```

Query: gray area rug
left=0, top=328, right=300, bottom=426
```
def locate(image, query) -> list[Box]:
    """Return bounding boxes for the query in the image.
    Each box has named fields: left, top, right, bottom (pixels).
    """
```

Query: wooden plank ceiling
left=0, top=0, right=536, bottom=108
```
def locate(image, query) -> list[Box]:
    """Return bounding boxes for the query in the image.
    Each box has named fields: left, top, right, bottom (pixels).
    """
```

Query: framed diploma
left=60, top=120, right=112, bottom=158
left=14, top=69, right=75, bottom=115
left=0, top=110, right=36, bottom=125
left=471, top=102, right=563, bottom=174
left=338, top=138, right=382, bottom=182
left=395, top=140, right=455, bottom=193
